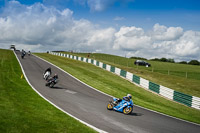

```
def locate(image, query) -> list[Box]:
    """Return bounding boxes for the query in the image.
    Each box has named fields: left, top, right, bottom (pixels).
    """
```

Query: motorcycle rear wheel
left=123, top=107, right=133, bottom=115
left=107, top=103, right=113, bottom=110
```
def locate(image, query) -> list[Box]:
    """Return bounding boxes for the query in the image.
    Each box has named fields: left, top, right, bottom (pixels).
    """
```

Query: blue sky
left=0, top=0, right=200, bottom=61
left=1, top=0, right=200, bottom=30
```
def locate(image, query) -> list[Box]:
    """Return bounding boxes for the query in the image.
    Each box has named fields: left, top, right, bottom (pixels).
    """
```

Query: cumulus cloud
left=0, top=1, right=200, bottom=61
left=113, top=26, right=151, bottom=50
left=174, top=31, right=200, bottom=57
left=113, top=24, right=200, bottom=61
left=152, top=23, right=183, bottom=41
left=0, top=1, right=115, bottom=52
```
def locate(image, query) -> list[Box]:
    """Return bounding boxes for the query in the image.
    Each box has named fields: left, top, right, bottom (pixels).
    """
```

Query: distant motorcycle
left=107, top=97, right=133, bottom=115
left=28, top=51, right=31, bottom=56
left=45, top=77, right=58, bottom=88
left=21, top=51, right=25, bottom=59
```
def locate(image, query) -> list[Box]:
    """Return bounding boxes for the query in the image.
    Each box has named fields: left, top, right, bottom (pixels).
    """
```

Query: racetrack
left=15, top=51, right=200, bottom=133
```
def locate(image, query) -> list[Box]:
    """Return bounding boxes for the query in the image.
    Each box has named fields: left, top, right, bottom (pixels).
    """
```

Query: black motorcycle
left=45, top=78, right=58, bottom=88
left=21, top=52, right=25, bottom=59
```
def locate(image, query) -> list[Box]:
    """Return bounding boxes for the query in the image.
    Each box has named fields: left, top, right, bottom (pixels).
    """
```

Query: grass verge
left=60, top=52, right=200, bottom=97
left=0, top=49, right=96, bottom=133
left=35, top=53, right=200, bottom=124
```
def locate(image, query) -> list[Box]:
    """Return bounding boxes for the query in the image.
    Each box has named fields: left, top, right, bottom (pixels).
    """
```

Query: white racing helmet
left=127, top=94, right=132, bottom=99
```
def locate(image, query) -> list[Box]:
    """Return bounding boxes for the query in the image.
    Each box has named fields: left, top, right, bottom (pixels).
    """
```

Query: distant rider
left=113, top=94, right=132, bottom=106
left=47, top=74, right=58, bottom=82
left=44, top=67, right=52, bottom=80
left=21, top=49, right=26, bottom=59
left=28, top=51, right=31, bottom=56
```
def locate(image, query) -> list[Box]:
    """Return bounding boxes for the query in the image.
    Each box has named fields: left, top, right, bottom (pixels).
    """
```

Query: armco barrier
left=173, top=91, right=192, bottom=107
left=96, top=61, right=99, bottom=66
left=192, top=96, right=200, bottom=109
left=140, top=78, right=148, bottom=89
left=99, top=62, right=103, bottom=68
left=91, top=59, right=94, bottom=64
left=133, top=75, right=140, bottom=85
left=149, top=82, right=160, bottom=94
left=106, top=64, right=111, bottom=72
left=115, top=68, right=121, bottom=76
left=110, top=66, right=115, bottom=73
left=103, top=63, right=106, bottom=69
left=120, top=69, right=127, bottom=78
left=159, top=86, right=174, bottom=100
left=126, top=72, right=133, bottom=81
left=49, top=52, right=200, bottom=110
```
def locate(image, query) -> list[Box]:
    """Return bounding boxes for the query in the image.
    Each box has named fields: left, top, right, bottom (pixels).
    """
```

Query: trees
left=179, top=61, right=187, bottom=64
left=150, top=58, right=175, bottom=63
left=188, top=60, right=200, bottom=65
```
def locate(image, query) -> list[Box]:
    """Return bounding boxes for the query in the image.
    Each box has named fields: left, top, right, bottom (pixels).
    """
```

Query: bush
left=160, top=58, right=167, bottom=62
left=188, top=60, right=200, bottom=65
left=179, top=61, right=188, bottom=64
left=150, top=58, right=175, bottom=63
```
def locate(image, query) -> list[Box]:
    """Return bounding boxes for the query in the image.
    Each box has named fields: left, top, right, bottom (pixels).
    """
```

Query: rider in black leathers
left=47, top=74, right=58, bottom=82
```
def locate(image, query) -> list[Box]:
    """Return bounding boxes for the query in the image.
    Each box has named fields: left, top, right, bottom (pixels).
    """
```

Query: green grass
left=60, top=52, right=200, bottom=97
left=0, top=49, right=97, bottom=133
left=35, top=53, right=200, bottom=124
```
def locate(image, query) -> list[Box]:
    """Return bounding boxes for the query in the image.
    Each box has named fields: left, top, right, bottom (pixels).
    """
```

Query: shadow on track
left=107, top=110, right=144, bottom=117
left=130, top=112, right=144, bottom=116
left=50, top=86, right=66, bottom=89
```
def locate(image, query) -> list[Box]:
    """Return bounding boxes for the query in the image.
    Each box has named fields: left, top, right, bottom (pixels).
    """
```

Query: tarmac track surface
left=15, top=51, right=200, bottom=133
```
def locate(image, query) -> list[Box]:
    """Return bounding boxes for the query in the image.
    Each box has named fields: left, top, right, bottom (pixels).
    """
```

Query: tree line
left=130, top=57, right=200, bottom=65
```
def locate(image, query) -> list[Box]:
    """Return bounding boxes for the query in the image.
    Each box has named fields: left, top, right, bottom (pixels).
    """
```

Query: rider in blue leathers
left=113, top=94, right=132, bottom=106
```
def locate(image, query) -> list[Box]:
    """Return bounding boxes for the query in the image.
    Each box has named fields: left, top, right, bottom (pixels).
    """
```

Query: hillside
left=60, top=52, right=200, bottom=97
left=36, top=52, right=200, bottom=124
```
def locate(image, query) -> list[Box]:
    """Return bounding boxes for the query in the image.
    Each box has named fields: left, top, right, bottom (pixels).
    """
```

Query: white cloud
left=0, top=1, right=115, bottom=52
left=174, top=31, right=200, bottom=57
left=152, top=23, right=183, bottom=41
left=112, top=24, right=200, bottom=61
left=113, top=26, right=151, bottom=50
left=0, top=1, right=200, bottom=61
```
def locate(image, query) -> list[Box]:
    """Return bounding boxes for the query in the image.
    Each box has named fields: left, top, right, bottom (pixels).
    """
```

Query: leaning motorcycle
left=107, top=97, right=133, bottom=115
left=45, top=78, right=58, bottom=88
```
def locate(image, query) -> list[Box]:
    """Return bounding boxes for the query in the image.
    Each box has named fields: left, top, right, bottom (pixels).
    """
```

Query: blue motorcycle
left=107, top=97, right=134, bottom=115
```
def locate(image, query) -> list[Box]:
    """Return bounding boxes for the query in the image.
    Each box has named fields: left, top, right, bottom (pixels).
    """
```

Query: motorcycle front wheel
left=107, top=103, right=113, bottom=110
left=123, top=106, right=133, bottom=115
left=49, top=82, right=55, bottom=88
